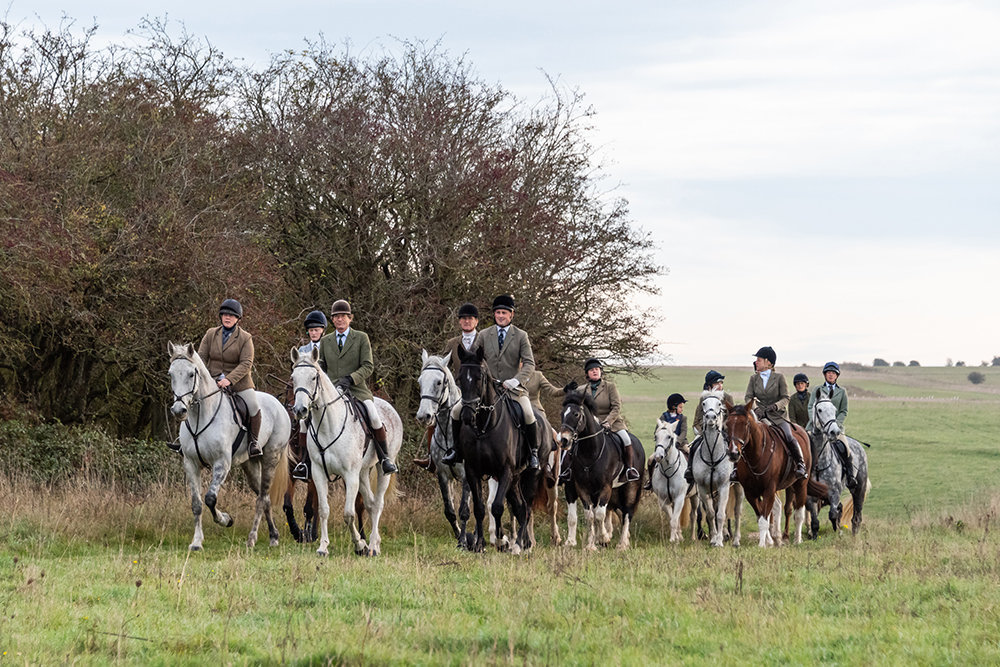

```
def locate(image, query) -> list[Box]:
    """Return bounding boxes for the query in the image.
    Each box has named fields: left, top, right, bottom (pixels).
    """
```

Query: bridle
left=458, top=362, right=504, bottom=435
left=728, top=412, right=779, bottom=478
left=560, top=400, right=608, bottom=474
left=291, top=361, right=351, bottom=480
left=811, top=396, right=839, bottom=475
left=169, top=356, right=225, bottom=468
left=419, top=363, right=458, bottom=450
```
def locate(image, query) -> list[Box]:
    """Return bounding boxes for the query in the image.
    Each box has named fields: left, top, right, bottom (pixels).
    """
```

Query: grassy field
left=2, top=365, right=1000, bottom=665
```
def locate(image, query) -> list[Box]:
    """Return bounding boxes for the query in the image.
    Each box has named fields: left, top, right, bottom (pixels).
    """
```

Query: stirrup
left=729, top=469, right=739, bottom=483
left=380, top=459, right=398, bottom=475
left=793, top=462, right=807, bottom=480
left=845, top=474, right=857, bottom=489
left=248, top=442, right=263, bottom=458
left=625, top=467, right=640, bottom=482
left=527, top=450, right=540, bottom=470
left=292, top=461, right=310, bottom=481
left=442, top=448, right=460, bottom=466
left=168, top=437, right=182, bottom=454
left=642, top=477, right=652, bottom=491
left=558, top=468, right=572, bottom=485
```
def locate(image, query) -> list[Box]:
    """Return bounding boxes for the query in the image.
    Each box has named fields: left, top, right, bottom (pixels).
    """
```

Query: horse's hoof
left=317, top=549, right=328, bottom=557
left=355, top=546, right=370, bottom=556
left=269, top=538, right=279, bottom=547
left=226, top=518, right=234, bottom=528
left=189, top=544, right=202, bottom=551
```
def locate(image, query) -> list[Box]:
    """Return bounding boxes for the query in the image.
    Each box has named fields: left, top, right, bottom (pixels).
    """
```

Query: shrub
left=968, top=372, right=986, bottom=385
left=909, top=360, right=921, bottom=367
left=992, top=356, right=1000, bottom=367
left=956, top=361, right=966, bottom=367
left=873, top=358, right=890, bottom=367
left=893, top=361, right=905, bottom=367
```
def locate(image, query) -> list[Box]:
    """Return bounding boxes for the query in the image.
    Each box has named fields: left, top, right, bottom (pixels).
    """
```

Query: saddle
left=343, top=393, right=375, bottom=454
left=225, top=389, right=250, bottom=457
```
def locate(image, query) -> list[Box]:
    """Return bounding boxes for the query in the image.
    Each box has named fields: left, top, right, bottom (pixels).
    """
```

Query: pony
left=167, top=342, right=290, bottom=551
left=726, top=399, right=828, bottom=547
left=807, top=388, right=870, bottom=537
left=691, top=391, right=743, bottom=548
left=558, top=391, right=645, bottom=551
left=650, top=417, right=699, bottom=543
left=415, top=350, right=472, bottom=546
left=289, top=347, right=402, bottom=557
left=455, top=344, right=553, bottom=554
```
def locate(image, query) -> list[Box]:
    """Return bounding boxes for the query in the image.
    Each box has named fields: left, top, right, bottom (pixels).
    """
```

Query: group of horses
left=167, top=342, right=870, bottom=556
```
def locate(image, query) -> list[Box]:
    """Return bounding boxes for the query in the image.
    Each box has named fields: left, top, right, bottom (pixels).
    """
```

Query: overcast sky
left=11, top=0, right=1000, bottom=368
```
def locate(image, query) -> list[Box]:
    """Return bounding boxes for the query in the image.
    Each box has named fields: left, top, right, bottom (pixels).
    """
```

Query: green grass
left=2, top=365, right=1000, bottom=665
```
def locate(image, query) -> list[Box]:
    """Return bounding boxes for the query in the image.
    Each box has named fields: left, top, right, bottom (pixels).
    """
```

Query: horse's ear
left=745, top=397, right=756, bottom=414
left=185, top=343, right=195, bottom=358
left=476, top=345, right=486, bottom=362
left=167, top=341, right=175, bottom=355
left=421, top=349, right=428, bottom=365
left=441, top=350, right=452, bottom=368
left=814, top=387, right=822, bottom=401
left=310, top=346, right=320, bottom=363
left=291, top=347, right=300, bottom=364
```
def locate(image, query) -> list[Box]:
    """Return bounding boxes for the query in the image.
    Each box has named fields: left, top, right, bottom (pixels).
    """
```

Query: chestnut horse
left=726, top=399, right=828, bottom=547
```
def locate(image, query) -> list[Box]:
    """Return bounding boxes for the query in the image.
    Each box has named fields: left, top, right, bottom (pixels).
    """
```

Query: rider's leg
left=616, top=429, right=640, bottom=482
left=685, top=435, right=702, bottom=483
left=292, top=422, right=311, bottom=481
left=518, top=394, right=540, bottom=470
left=413, top=423, right=436, bottom=473
left=239, top=389, right=263, bottom=458
left=442, top=402, right=463, bottom=466
left=780, top=421, right=807, bottom=479
left=839, top=434, right=857, bottom=488
left=364, top=399, right=397, bottom=475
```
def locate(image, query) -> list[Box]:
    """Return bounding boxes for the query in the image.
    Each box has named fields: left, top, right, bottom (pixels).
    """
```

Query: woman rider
left=197, top=298, right=263, bottom=457
left=559, top=358, right=639, bottom=484
left=683, top=370, right=733, bottom=483
left=291, top=310, right=328, bottom=480
left=745, top=346, right=806, bottom=479
left=644, top=392, right=686, bottom=489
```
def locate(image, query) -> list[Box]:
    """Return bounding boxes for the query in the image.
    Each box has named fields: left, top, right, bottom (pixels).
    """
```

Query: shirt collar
left=336, top=327, right=351, bottom=339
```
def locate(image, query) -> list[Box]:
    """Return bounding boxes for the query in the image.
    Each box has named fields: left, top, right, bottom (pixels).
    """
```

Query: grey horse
left=691, top=390, right=743, bottom=548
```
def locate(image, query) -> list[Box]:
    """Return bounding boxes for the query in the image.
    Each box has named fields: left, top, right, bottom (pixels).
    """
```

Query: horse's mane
left=171, top=344, right=214, bottom=383
left=728, top=403, right=749, bottom=417
left=562, top=389, right=598, bottom=415
left=422, top=354, right=458, bottom=389
left=701, top=389, right=725, bottom=401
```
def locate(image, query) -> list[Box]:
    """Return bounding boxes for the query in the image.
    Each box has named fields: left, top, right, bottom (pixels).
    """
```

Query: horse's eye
left=189, top=372, right=195, bottom=379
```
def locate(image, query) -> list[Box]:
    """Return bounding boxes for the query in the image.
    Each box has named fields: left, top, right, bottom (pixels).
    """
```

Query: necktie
left=337, top=334, right=344, bottom=351
left=498, top=329, right=505, bottom=351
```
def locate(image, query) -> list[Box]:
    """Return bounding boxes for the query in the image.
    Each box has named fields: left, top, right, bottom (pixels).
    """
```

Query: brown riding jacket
left=589, top=380, right=626, bottom=432
left=197, top=325, right=255, bottom=392
left=745, top=370, right=790, bottom=426
left=524, top=370, right=565, bottom=419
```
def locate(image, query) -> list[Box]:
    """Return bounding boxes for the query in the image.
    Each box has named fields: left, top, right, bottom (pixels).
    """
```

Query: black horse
left=455, top=345, right=553, bottom=553
left=558, top=391, right=645, bottom=550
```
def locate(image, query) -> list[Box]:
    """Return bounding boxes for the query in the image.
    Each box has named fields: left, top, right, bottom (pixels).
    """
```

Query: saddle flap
left=503, top=394, right=524, bottom=429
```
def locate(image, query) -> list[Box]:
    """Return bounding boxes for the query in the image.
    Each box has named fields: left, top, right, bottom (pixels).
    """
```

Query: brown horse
left=726, top=399, right=828, bottom=547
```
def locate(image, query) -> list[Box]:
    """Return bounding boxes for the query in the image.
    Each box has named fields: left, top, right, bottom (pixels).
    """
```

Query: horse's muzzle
left=727, top=450, right=740, bottom=462
left=170, top=403, right=188, bottom=419
left=292, top=405, right=308, bottom=421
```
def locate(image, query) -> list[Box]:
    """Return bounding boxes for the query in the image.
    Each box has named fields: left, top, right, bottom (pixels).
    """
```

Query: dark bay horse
left=726, top=399, right=828, bottom=547
left=456, top=345, right=553, bottom=554
left=558, top=391, right=645, bottom=551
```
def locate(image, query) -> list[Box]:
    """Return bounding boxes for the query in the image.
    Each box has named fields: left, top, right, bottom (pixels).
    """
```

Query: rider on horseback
left=317, top=300, right=398, bottom=475
left=559, top=358, right=640, bottom=484
left=788, top=372, right=810, bottom=428
left=442, top=294, right=542, bottom=470
left=745, top=346, right=807, bottom=480
left=291, top=310, right=328, bottom=480
left=644, top=393, right=686, bottom=489
left=173, top=299, right=263, bottom=458
left=682, top=370, right=733, bottom=484
left=808, top=361, right=856, bottom=488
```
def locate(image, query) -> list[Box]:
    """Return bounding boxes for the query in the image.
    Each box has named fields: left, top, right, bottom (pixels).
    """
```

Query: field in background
left=1, top=364, right=999, bottom=665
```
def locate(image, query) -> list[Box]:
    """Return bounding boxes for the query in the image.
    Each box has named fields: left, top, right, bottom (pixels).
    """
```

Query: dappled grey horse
left=168, top=342, right=290, bottom=551
left=808, top=389, right=870, bottom=537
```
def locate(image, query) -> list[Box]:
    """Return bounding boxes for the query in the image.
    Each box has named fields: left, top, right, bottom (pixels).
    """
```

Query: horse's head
left=811, top=386, right=841, bottom=439
left=700, top=389, right=726, bottom=433
left=456, top=344, right=490, bottom=425
left=558, top=390, right=597, bottom=449
left=167, top=342, right=202, bottom=420
left=652, top=417, right=678, bottom=462
left=289, top=346, right=325, bottom=421
left=725, top=400, right=757, bottom=462
left=416, top=349, right=454, bottom=425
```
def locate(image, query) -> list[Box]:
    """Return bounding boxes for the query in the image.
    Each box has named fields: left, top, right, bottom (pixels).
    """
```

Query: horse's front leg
left=491, top=471, right=513, bottom=552
left=204, top=459, right=234, bottom=528
left=487, top=478, right=500, bottom=547
left=312, top=469, right=332, bottom=556
left=241, top=457, right=264, bottom=548
left=365, top=467, right=392, bottom=557
left=304, top=481, right=318, bottom=543
left=769, top=493, right=783, bottom=547
left=184, top=457, right=206, bottom=551
left=730, top=483, right=743, bottom=548
left=283, top=474, right=303, bottom=543
left=467, top=473, right=486, bottom=553
left=829, top=498, right=843, bottom=537
left=342, top=473, right=368, bottom=556
left=437, top=471, right=461, bottom=541
left=548, top=479, right=562, bottom=547
left=670, top=487, right=686, bottom=543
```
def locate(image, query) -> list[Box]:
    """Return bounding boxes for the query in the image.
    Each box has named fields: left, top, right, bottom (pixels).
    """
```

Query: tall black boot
left=248, top=411, right=263, bottom=458
left=372, top=426, right=397, bottom=475
left=781, top=422, right=807, bottom=479
left=841, top=439, right=857, bottom=488
left=623, top=442, right=640, bottom=482
left=524, top=421, right=539, bottom=469
left=292, top=431, right=311, bottom=481
left=442, top=419, right=463, bottom=466
left=684, top=438, right=701, bottom=483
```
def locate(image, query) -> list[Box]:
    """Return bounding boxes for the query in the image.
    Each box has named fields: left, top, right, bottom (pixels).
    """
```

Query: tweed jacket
left=474, top=324, right=534, bottom=392
left=588, top=379, right=626, bottom=432
left=197, top=325, right=255, bottom=392
left=692, top=391, right=734, bottom=436
left=787, top=391, right=810, bottom=429
left=317, top=328, right=374, bottom=402
left=659, top=412, right=688, bottom=448
left=807, top=384, right=848, bottom=432
left=443, top=333, right=478, bottom=376
left=524, top=370, right=565, bottom=417
left=745, top=370, right=790, bottom=425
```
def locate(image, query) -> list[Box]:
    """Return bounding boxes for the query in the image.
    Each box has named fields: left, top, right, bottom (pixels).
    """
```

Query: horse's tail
left=269, top=443, right=291, bottom=509
left=807, top=478, right=829, bottom=498
left=370, top=467, right=403, bottom=504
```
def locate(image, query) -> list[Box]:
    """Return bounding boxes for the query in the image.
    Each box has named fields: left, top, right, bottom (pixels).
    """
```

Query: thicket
left=873, top=358, right=889, bottom=367
left=968, top=372, right=986, bottom=385
left=0, top=18, right=661, bottom=442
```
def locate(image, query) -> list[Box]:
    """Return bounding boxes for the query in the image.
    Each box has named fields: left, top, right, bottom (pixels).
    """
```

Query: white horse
left=289, top=347, right=402, bottom=557
left=167, top=342, right=290, bottom=551
left=691, top=390, right=743, bottom=548
left=650, top=418, right=697, bottom=543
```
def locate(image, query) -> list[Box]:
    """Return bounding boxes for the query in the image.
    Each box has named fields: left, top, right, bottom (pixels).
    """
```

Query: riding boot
left=781, top=421, right=807, bottom=479
left=412, top=423, right=436, bottom=473
left=292, top=430, right=310, bottom=481
left=442, top=419, right=463, bottom=466
left=371, top=426, right=398, bottom=475
left=248, top=411, right=263, bottom=458
left=684, top=439, right=700, bottom=483
left=558, top=450, right=573, bottom=485
left=622, top=443, right=640, bottom=483
left=841, top=437, right=857, bottom=489
left=524, top=421, right=540, bottom=470
left=643, top=459, right=655, bottom=490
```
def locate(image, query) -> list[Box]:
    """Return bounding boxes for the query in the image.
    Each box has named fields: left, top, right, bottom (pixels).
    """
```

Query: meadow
left=2, top=365, right=1000, bottom=666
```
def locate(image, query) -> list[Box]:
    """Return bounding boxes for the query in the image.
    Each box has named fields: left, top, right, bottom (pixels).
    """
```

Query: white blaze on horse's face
left=652, top=419, right=676, bottom=462
left=559, top=405, right=578, bottom=448
left=290, top=359, right=319, bottom=421
left=416, top=362, right=446, bottom=424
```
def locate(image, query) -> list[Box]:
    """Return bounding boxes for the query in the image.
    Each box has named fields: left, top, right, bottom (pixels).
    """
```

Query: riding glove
left=564, top=381, right=579, bottom=393
left=336, top=375, right=353, bottom=390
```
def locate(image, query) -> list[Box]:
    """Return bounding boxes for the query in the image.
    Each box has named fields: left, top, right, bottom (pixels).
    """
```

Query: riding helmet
left=304, top=310, right=328, bottom=329
left=703, top=370, right=725, bottom=390
left=667, top=393, right=686, bottom=411
left=584, top=358, right=603, bottom=372
left=793, top=372, right=809, bottom=385
left=330, top=300, right=352, bottom=316
left=492, top=294, right=516, bottom=311
left=753, top=346, right=776, bottom=365
left=457, top=302, right=480, bottom=319
left=822, top=361, right=841, bottom=376
left=219, top=298, right=243, bottom=318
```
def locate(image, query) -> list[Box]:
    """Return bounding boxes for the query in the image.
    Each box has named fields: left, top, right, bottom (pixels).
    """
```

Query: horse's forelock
left=729, top=404, right=748, bottom=417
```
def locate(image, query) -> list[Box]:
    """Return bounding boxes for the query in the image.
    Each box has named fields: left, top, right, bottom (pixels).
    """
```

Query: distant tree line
left=0, top=18, right=662, bottom=438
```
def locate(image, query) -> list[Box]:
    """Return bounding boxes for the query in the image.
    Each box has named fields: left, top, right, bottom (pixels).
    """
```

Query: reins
left=292, top=362, right=355, bottom=481
left=170, top=357, right=228, bottom=469
left=419, top=363, right=458, bottom=453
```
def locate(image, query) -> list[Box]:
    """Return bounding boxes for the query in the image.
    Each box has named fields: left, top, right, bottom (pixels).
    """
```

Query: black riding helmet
left=753, top=346, right=776, bottom=365
left=457, top=302, right=480, bottom=319
left=492, top=294, right=515, bottom=311
left=793, top=372, right=809, bottom=385
left=219, top=298, right=243, bottom=319
left=703, top=370, right=725, bottom=390
left=584, top=358, right=603, bottom=372
left=304, top=310, right=327, bottom=329
left=667, top=393, right=686, bottom=411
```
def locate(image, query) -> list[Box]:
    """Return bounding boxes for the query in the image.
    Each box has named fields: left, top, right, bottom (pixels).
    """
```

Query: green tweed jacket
left=807, top=384, right=848, bottom=431
left=318, top=328, right=374, bottom=402
left=745, top=371, right=790, bottom=425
